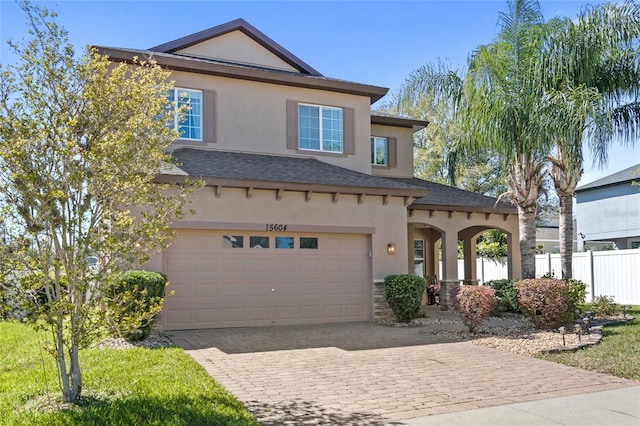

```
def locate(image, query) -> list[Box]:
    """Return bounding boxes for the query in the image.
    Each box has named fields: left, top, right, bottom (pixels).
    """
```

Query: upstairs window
left=298, top=104, right=343, bottom=153
left=168, top=88, right=203, bottom=141
left=371, top=137, right=388, bottom=165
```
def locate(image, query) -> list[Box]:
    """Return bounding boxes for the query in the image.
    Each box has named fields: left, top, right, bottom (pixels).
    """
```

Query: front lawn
left=0, top=322, right=258, bottom=425
left=537, top=306, right=640, bottom=382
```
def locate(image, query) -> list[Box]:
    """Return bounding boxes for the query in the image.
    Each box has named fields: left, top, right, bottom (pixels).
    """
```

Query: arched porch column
left=507, top=232, right=521, bottom=280
left=426, top=234, right=438, bottom=277
left=459, top=229, right=478, bottom=283
left=408, top=224, right=441, bottom=278
left=439, top=230, right=459, bottom=310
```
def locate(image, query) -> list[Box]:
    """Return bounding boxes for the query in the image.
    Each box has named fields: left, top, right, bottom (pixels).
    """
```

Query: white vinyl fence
left=440, top=249, right=640, bottom=304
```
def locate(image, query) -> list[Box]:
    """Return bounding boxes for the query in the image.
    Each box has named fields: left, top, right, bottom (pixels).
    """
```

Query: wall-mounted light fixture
left=387, top=243, right=396, bottom=255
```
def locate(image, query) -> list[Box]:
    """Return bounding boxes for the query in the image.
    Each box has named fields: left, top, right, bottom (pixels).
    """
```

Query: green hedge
left=486, top=279, right=519, bottom=313
left=384, top=274, right=426, bottom=323
left=103, top=270, right=168, bottom=341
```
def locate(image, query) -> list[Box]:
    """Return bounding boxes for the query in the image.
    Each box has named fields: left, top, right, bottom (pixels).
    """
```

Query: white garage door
left=160, top=230, right=371, bottom=330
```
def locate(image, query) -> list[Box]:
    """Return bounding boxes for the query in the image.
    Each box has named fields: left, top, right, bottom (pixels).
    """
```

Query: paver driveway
left=166, top=323, right=636, bottom=425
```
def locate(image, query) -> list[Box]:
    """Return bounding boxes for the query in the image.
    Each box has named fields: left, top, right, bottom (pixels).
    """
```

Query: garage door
left=160, top=230, right=371, bottom=330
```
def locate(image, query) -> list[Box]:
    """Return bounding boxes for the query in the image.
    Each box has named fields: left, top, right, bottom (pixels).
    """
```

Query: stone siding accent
left=373, top=280, right=395, bottom=321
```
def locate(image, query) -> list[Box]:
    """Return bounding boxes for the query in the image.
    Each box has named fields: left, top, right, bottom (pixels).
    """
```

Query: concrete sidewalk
left=397, top=385, right=640, bottom=425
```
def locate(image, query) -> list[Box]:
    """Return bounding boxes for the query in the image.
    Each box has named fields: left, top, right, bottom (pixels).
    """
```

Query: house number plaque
left=265, top=224, right=288, bottom=231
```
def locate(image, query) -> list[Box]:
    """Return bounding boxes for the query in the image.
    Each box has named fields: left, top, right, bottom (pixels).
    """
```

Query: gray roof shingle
left=576, top=163, right=640, bottom=191
left=168, top=148, right=427, bottom=194
left=391, top=177, right=516, bottom=213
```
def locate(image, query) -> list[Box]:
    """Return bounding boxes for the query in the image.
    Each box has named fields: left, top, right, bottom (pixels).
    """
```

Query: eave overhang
left=371, top=114, right=428, bottom=132
left=408, top=203, right=517, bottom=216
left=149, top=18, right=322, bottom=76
left=94, top=46, right=389, bottom=104
left=155, top=174, right=428, bottom=199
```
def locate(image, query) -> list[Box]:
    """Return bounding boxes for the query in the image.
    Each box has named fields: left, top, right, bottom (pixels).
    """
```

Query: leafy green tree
left=541, top=1, right=640, bottom=278
left=387, top=65, right=507, bottom=198
left=0, top=2, right=199, bottom=403
left=476, top=230, right=508, bottom=259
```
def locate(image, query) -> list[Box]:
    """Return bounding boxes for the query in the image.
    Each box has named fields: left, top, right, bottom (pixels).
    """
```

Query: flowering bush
left=514, top=278, right=573, bottom=329
left=452, top=286, right=496, bottom=333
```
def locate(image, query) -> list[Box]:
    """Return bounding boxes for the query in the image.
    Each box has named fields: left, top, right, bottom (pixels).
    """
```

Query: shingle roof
left=391, top=177, right=516, bottom=214
left=167, top=148, right=427, bottom=196
left=576, top=163, right=640, bottom=191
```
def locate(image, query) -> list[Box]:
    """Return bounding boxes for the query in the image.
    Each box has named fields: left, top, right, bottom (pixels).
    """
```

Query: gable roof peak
left=149, top=18, right=322, bottom=76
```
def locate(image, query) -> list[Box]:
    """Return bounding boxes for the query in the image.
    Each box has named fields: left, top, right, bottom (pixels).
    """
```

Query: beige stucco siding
left=177, top=31, right=299, bottom=72
left=168, top=71, right=373, bottom=174
left=369, top=124, right=415, bottom=179
left=150, top=186, right=409, bottom=280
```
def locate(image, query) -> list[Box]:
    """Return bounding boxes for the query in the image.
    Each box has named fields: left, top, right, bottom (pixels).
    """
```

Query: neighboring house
left=96, top=19, right=520, bottom=330
left=576, top=163, right=640, bottom=250
left=535, top=218, right=577, bottom=254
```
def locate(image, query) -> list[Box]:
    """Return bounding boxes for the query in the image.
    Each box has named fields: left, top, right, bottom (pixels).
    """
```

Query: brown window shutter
left=203, top=90, right=216, bottom=142
left=286, top=99, right=298, bottom=150
left=388, top=137, right=397, bottom=167
left=343, top=107, right=355, bottom=154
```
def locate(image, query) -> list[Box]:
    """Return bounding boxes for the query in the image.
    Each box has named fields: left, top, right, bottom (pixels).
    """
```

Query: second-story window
left=371, top=136, right=388, bottom=165
left=298, top=104, right=343, bottom=153
left=168, top=88, right=203, bottom=141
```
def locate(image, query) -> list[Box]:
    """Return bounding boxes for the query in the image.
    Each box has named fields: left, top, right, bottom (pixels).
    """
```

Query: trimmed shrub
left=514, top=278, right=573, bottom=329
left=486, top=279, right=519, bottom=314
left=591, top=295, right=617, bottom=317
left=384, top=274, right=426, bottom=323
left=566, top=278, right=587, bottom=317
left=103, top=270, right=168, bottom=341
left=453, top=286, right=496, bottom=333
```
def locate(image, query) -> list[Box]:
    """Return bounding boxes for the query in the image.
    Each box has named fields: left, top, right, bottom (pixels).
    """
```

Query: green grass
left=0, top=322, right=258, bottom=425
left=537, top=306, right=640, bottom=382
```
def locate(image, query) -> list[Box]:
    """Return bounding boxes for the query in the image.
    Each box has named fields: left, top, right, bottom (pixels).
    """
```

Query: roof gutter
left=94, top=46, right=389, bottom=104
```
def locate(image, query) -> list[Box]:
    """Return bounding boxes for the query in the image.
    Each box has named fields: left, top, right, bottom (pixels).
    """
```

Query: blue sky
left=1, top=0, right=638, bottom=185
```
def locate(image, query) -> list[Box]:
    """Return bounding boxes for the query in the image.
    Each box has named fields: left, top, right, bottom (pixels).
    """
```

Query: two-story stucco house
left=576, top=163, right=640, bottom=250
left=96, top=19, right=520, bottom=330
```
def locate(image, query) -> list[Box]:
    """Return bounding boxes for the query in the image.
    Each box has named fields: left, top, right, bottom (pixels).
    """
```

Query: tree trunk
left=508, top=156, right=545, bottom=280
left=56, top=322, right=73, bottom=402
left=518, top=205, right=537, bottom=279
left=58, top=321, right=83, bottom=403
left=548, top=147, right=581, bottom=281
left=558, top=193, right=573, bottom=279
left=69, top=342, right=82, bottom=402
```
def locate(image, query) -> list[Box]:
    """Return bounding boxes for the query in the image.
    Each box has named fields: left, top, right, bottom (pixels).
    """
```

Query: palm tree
left=459, top=0, right=554, bottom=278
left=541, top=1, right=640, bottom=278
left=397, top=0, right=552, bottom=279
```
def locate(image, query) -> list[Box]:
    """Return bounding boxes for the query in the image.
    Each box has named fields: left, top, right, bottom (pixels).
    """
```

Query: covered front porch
left=398, top=178, right=521, bottom=309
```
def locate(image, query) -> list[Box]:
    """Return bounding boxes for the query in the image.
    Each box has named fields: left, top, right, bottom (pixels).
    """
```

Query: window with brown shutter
left=387, top=137, right=397, bottom=167
left=286, top=100, right=354, bottom=154
left=371, top=136, right=397, bottom=167
left=203, top=90, right=217, bottom=142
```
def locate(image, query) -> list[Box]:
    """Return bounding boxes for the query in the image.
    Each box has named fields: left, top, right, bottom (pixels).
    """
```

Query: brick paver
left=167, top=322, right=636, bottom=425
